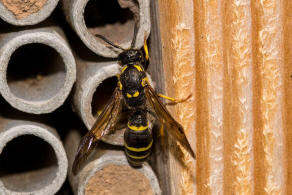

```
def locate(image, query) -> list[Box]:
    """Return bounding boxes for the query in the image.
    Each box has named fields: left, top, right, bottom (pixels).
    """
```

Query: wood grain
left=194, top=0, right=225, bottom=194
left=284, top=0, right=292, bottom=194
left=252, top=0, right=286, bottom=194
left=157, top=0, right=196, bottom=194
left=147, top=0, right=171, bottom=194
left=157, top=0, right=289, bottom=194
left=222, top=0, right=254, bottom=194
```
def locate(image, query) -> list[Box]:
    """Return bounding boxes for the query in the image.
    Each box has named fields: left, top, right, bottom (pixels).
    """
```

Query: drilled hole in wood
left=84, top=0, right=137, bottom=46
left=0, top=135, right=58, bottom=192
left=7, top=43, right=66, bottom=101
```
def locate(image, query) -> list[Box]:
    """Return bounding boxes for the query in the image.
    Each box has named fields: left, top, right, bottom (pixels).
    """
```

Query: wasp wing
left=72, top=87, right=123, bottom=175
left=145, top=85, right=195, bottom=158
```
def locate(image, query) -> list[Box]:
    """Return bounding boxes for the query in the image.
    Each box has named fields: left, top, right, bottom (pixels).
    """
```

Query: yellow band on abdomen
left=124, top=140, right=153, bottom=152
left=125, top=150, right=150, bottom=160
left=127, top=122, right=148, bottom=131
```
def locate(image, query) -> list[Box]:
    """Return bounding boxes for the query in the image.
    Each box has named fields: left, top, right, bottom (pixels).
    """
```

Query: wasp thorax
left=118, top=49, right=144, bottom=65
left=129, top=110, right=148, bottom=127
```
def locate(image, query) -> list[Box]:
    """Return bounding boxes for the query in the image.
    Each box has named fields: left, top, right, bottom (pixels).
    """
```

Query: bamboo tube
left=65, top=130, right=161, bottom=195
left=72, top=60, right=123, bottom=145
left=0, top=0, right=59, bottom=26
left=61, top=0, right=151, bottom=57
left=0, top=26, right=76, bottom=114
left=0, top=118, right=68, bottom=195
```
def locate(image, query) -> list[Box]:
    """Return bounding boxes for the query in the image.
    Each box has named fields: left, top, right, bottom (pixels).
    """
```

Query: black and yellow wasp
left=72, top=29, right=195, bottom=175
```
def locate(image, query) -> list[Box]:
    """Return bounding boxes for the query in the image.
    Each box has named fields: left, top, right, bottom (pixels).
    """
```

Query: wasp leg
left=144, top=34, right=149, bottom=61
left=143, top=33, right=150, bottom=70
left=157, top=94, right=192, bottom=105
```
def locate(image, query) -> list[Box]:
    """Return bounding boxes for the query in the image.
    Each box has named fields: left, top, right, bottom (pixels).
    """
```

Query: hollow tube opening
left=0, top=0, right=48, bottom=20
left=0, top=135, right=58, bottom=192
left=84, top=0, right=137, bottom=46
left=91, top=76, right=118, bottom=117
left=91, top=76, right=128, bottom=145
left=7, top=43, right=66, bottom=101
left=85, top=164, right=153, bottom=195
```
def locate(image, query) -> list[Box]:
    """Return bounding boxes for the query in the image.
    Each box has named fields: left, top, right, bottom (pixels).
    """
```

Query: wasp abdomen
left=124, top=110, right=152, bottom=167
left=124, top=128, right=152, bottom=167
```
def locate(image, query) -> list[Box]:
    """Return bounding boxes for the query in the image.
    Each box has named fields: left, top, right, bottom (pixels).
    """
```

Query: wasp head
left=118, top=49, right=144, bottom=66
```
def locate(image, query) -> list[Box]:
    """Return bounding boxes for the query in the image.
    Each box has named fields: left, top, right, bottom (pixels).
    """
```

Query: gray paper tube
left=0, top=119, right=68, bottom=195
left=61, top=0, right=151, bottom=57
left=65, top=130, right=161, bottom=195
left=0, top=27, right=76, bottom=114
left=0, top=0, right=59, bottom=26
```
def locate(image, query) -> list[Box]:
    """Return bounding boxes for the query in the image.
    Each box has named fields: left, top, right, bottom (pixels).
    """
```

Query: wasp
left=72, top=27, right=195, bottom=175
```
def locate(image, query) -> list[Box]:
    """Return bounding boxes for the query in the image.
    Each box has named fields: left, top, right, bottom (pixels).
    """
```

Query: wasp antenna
left=130, top=21, right=138, bottom=49
left=95, top=34, right=125, bottom=51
